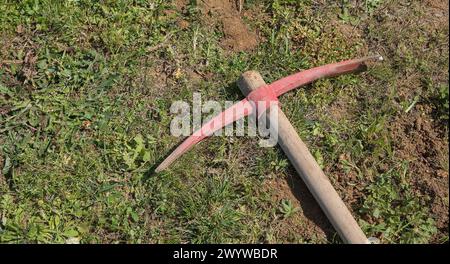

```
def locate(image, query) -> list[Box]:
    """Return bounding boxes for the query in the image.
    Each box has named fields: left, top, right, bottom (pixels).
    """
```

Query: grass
left=0, top=0, right=448, bottom=243
left=360, top=162, right=437, bottom=243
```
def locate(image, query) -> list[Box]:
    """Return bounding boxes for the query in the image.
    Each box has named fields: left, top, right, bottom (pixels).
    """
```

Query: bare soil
left=176, top=0, right=259, bottom=52
left=263, top=174, right=333, bottom=243
left=390, top=104, right=449, bottom=237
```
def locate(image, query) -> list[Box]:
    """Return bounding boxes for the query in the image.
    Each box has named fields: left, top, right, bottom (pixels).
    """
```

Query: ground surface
left=0, top=0, right=448, bottom=243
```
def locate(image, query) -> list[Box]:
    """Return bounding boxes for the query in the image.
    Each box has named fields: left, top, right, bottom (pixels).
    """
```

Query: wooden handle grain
left=238, top=71, right=369, bottom=244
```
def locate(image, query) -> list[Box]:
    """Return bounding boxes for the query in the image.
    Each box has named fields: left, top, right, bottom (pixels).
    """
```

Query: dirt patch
left=175, top=0, right=259, bottom=52
left=177, top=19, right=190, bottom=30
left=263, top=174, right=335, bottom=243
left=220, top=16, right=258, bottom=52
left=173, top=0, right=189, bottom=12
left=425, top=0, right=449, bottom=11
left=201, top=0, right=259, bottom=52
left=326, top=96, right=356, bottom=121
left=389, top=104, right=449, bottom=238
left=0, top=26, right=41, bottom=91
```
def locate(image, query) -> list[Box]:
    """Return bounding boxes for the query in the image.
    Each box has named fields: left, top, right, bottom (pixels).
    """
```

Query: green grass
left=360, top=162, right=437, bottom=243
left=1, top=0, right=448, bottom=243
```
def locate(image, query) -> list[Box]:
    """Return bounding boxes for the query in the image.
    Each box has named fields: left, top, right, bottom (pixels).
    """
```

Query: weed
left=360, top=163, right=437, bottom=243
left=278, top=199, right=300, bottom=219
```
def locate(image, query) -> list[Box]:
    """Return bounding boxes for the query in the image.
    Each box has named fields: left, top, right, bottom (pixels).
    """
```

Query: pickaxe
left=156, top=55, right=383, bottom=244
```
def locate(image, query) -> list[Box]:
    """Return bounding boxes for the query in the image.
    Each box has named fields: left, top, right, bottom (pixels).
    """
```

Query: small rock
left=65, top=237, right=80, bottom=244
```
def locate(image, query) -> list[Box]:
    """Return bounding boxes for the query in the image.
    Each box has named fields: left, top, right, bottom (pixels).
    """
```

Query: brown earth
left=262, top=174, right=334, bottom=243
left=175, top=0, right=259, bottom=52
left=390, top=103, right=449, bottom=237
left=0, top=28, right=39, bottom=89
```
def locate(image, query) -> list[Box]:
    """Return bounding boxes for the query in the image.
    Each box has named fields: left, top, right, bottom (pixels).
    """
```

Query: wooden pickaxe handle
left=238, top=71, right=369, bottom=244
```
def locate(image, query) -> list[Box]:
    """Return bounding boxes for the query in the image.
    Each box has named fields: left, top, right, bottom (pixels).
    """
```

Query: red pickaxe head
left=155, top=55, right=383, bottom=172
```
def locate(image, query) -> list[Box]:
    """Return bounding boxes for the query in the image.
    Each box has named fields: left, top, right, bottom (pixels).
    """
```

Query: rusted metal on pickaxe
left=156, top=55, right=383, bottom=243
